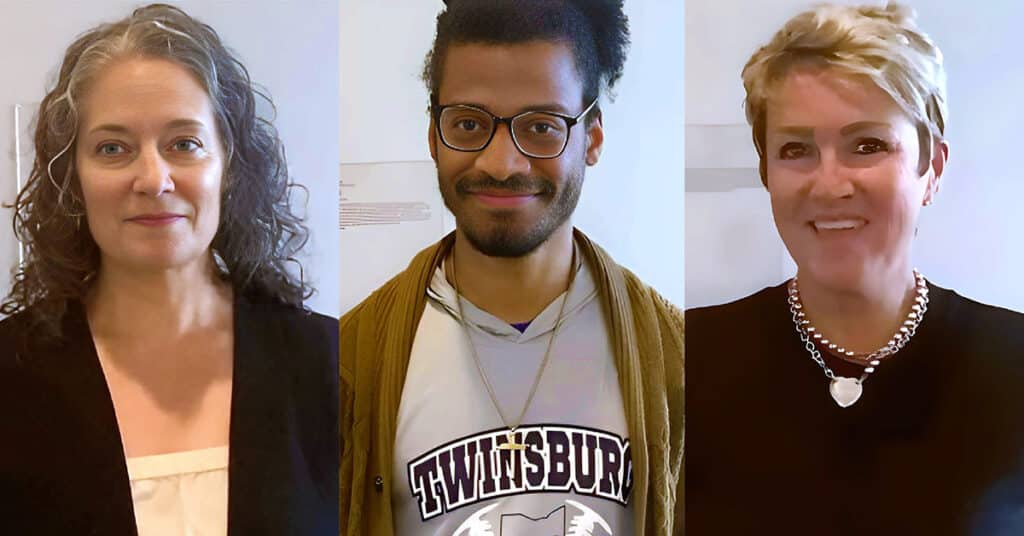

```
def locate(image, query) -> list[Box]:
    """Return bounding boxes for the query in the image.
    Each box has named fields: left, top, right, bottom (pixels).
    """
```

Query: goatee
left=440, top=170, right=583, bottom=258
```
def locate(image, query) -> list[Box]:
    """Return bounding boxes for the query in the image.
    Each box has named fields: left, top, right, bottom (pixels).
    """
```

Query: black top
left=686, top=282, right=1024, bottom=536
left=0, top=296, right=338, bottom=535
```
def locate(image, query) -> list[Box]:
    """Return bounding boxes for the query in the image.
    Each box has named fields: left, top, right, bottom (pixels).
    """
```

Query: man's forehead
left=437, top=41, right=585, bottom=114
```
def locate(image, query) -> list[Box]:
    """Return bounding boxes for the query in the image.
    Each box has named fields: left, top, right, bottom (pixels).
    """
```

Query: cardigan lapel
left=368, top=233, right=454, bottom=530
left=30, top=301, right=138, bottom=533
left=227, top=297, right=293, bottom=535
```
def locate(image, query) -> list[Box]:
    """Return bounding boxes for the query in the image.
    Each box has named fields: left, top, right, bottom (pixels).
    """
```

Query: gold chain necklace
left=449, top=244, right=577, bottom=450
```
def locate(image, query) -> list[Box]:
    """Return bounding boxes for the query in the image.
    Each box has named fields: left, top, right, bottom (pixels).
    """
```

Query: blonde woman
left=686, top=3, right=1024, bottom=534
left=0, top=5, right=337, bottom=534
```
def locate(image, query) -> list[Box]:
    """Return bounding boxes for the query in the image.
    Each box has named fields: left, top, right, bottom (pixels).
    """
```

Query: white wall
left=339, top=0, right=685, bottom=312
left=685, top=0, right=1024, bottom=312
left=0, top=0, right=340, bottom=317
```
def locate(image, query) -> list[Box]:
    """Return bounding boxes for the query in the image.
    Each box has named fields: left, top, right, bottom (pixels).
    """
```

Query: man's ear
left=428, top=117, right=438, bottom=163
left=585, top=109, right=604, bottom=166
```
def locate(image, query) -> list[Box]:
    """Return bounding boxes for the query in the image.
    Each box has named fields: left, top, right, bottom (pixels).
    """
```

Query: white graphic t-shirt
left=393, top=253, right=633, bottom=536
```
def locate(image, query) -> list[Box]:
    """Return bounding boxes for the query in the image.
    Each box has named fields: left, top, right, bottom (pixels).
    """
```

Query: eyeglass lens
left=439, top=107, right=569, bottom=157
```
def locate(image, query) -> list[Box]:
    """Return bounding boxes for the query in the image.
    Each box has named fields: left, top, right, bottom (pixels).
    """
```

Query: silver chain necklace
left=449, top=244, right=577, bottom=450
left=787, top=269, right=929, bottom=407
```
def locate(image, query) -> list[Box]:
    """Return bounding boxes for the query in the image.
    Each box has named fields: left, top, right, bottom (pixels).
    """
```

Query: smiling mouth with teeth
left=813, top=220, right=865, bottom=231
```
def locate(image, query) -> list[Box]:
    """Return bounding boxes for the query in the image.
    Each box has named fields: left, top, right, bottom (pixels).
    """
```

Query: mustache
left=455, top=174, right=555, bottom=196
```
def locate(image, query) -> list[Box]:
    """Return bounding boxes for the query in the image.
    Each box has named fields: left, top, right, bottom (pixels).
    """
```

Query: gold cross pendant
left=497, top=430, right=526, bottom=451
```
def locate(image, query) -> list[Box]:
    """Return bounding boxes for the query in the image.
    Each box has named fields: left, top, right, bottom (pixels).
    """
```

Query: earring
left=65, top=201, right=85, bottom=231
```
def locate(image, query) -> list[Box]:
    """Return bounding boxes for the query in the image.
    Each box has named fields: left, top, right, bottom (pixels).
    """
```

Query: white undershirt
left=126, top=445, right=229, bottom=536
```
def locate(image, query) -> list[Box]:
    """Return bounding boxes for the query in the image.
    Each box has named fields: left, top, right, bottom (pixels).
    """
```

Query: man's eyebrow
left=523, top=102, right=572, bottom=115
left=439, top=101, right=573, bottom=116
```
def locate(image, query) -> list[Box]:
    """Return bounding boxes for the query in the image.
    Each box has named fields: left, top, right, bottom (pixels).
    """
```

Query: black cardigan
left=686, top=282, right=1024, bottom=535
left=0, top=296, right=338, bottom=535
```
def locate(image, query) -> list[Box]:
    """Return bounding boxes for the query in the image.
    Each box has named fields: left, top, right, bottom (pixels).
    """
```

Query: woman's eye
left=97, top=143, right=126, bottom=156
left=778, top=142, right=809, bottom=160
left=854, top=138, right=889, bottom=154
left=172, top=139, right=201, bottom=152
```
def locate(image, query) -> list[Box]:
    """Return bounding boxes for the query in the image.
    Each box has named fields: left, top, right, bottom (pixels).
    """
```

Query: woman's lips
left=127, top=214, right=185, bottom=227
left=811, top=218, right=866, bottom=232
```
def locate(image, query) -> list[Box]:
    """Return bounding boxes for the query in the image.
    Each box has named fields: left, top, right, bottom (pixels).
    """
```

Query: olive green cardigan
left=339, top=229, right=685, bottom=535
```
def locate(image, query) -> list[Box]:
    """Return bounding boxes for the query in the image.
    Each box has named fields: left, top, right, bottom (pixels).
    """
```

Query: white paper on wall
left=6, top=104, right=37, bottom=279
left=0, top=103, right=35, bottom=318
left=338, top=160, right=448, bottom=313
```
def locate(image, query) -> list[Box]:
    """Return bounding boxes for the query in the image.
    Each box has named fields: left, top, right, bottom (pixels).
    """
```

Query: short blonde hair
left=742, top=2, right=947, bottom=182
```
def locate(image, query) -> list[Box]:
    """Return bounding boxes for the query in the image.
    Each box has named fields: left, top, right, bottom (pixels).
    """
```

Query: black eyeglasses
left=433, top=98, right=598, bottom=159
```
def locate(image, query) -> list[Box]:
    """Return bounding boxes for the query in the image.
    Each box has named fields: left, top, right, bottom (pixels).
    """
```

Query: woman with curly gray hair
left=0, top=4, right=336, bottom=534
left=686, top=2, right=1024, bottom=534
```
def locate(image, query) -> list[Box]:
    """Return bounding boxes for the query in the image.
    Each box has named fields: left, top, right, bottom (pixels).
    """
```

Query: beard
left=439, top=167, right=584, bottom=258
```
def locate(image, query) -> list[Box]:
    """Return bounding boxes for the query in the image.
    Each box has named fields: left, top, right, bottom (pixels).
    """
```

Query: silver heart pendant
left=829, top=377, right=863, bottom=408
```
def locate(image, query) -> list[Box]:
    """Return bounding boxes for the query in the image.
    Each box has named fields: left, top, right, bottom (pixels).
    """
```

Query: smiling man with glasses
left=339, top=1, right=684, bottom=535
